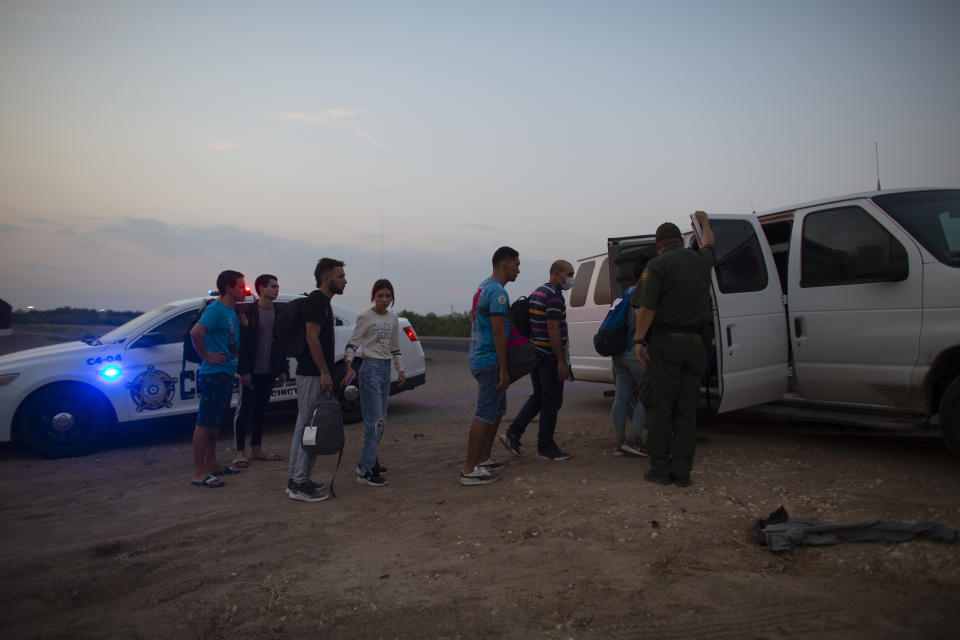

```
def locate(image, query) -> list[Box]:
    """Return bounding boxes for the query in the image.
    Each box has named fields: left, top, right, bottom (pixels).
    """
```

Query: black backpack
left=510, top=296, right=531, bottom=338
left=276, top=293, right=311, bottom=358
left=182, top=299, right=215, bottom=364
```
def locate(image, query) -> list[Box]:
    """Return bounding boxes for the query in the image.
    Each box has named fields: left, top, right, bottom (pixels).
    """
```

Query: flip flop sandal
left=231, top=460, right=250, bottom=468
left=191, top=474, right=225, bottom=488
left=213, top=466, right=242, bottom=475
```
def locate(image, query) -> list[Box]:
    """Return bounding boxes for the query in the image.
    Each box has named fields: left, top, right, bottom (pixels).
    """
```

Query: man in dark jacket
left=232, top=274, right=289, bottom=467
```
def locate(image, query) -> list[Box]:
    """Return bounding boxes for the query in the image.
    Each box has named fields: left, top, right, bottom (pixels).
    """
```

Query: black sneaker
left=357, top=470, right=388, bottom=486
left=672, top=475, right=691, bottom=488
left=288, top=481, right=329, bottom=502
left=644, top=470, right=672, bottom=486
left=373, top=459, right=388, bottom=475
left=499, top=432, right=522, bottom=456
left=288, top=478, right=325, bottom=495
left=537, top=445, right=570, bottom=461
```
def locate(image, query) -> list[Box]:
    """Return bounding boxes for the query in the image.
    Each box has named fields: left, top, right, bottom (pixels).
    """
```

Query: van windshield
left=873, top=189, right=960, bottom=267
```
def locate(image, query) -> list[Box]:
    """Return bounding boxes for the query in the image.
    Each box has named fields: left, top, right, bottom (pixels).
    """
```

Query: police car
left=0, top=293, right=426, bottom=457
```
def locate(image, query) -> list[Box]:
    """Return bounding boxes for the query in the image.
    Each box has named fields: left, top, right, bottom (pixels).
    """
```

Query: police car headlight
left=0, top=373, right=20, bottom=387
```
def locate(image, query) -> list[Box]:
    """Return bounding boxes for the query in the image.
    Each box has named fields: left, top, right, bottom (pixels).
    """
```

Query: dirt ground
left=0, top=328, right=958, bottom=639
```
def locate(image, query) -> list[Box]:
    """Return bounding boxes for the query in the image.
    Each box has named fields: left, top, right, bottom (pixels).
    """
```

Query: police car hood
left=0, top=341, right=93, bottom=368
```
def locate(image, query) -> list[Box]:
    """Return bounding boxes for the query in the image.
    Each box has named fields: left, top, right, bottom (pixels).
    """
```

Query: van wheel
left=16, top=383, right=113, bottom=457
left=333, top=361, right=362, bottom=424
left=940, top=376, right=960, bottom=456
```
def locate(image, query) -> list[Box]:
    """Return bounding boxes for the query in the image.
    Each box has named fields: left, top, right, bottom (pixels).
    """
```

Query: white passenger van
left=567, top=188, right=960, bottom=453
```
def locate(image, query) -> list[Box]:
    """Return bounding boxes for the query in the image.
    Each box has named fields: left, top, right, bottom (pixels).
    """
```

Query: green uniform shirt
left=631, top=243, right=716, bottom=328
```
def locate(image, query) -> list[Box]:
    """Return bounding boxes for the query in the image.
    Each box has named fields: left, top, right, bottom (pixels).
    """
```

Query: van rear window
left=570, top=261, right=595, bottom=307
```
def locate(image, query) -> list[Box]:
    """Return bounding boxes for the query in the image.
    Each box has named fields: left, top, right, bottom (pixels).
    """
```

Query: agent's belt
left=650, top=324, right=702, bottom=336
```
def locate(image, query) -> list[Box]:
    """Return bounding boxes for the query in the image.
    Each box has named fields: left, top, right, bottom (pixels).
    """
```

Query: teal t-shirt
left=469, top=278, right=511, bottom=370
left=198, top=300, right=239, bottom=376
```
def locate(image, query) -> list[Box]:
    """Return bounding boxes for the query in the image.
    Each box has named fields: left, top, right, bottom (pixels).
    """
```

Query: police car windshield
left=99, top=304, right=177, bottom=344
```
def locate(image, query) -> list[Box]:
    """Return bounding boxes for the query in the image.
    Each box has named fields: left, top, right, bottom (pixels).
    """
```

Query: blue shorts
left=472, top=364, right=506, bottom=424
left=197, top=372, right=235, bottom=428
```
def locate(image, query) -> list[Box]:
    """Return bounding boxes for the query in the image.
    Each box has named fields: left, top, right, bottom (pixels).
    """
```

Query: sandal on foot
left=213, top=466, right=242, bottom=475
left=231, top=459, right=249, bottom=469
left=191, top=474, right=225, bottom=488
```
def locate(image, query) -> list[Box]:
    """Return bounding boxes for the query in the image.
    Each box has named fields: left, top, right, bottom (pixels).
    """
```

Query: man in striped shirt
left=499, top=260, right=575, bottom=461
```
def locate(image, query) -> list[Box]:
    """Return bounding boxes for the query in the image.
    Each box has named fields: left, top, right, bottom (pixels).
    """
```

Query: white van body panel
left=785, top=199, right=923, bottom=409
left=695, top=214, right=789, bottom=412
left=915, top=259, right=960, bottom=410
left=567, top=254, right=615, bottom=383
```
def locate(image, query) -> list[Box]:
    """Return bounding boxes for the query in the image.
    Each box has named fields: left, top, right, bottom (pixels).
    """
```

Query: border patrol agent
left=630, top=211, right=715, bottom=487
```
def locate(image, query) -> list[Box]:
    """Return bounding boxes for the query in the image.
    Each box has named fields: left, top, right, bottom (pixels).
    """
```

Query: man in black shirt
left=287, top=258, right=347, bottom=502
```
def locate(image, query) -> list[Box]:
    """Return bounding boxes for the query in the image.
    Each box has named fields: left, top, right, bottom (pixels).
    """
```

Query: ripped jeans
left=358, top=357, right=391, bottom=474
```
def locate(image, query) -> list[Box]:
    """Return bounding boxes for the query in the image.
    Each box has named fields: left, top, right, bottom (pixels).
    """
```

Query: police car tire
left=333, top=361, right=362, bottom=425
left=940, top=375, right=960, bottom=457
left=17, top=382, right=112, bottom=458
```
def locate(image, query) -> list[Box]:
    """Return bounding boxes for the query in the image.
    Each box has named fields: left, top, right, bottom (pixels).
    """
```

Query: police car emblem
left=127, top=365, right=179, bottom=412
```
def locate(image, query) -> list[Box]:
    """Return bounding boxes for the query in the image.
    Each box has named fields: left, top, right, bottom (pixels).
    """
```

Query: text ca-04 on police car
left=0, top=293, right=426, bottom=457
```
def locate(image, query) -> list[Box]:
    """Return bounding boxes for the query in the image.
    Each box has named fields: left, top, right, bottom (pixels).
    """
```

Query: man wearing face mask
left=500, top=260, right=575, bottom=461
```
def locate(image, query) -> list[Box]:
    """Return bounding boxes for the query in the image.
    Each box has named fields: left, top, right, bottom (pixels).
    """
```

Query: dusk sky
left=2, top=0, right=958, bottom=315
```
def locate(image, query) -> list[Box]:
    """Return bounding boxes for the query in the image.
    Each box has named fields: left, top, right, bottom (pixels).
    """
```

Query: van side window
left=711, top=219, right=769, bottom=294
left=594, top=258, right=612, bottom=306
left=801, top=206, right=908, bottom=287
left=569, top=260, right=595, bottom=308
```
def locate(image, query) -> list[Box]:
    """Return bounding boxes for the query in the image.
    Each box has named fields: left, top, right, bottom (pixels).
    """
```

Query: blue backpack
left=593, top=287, right=635, bottom=357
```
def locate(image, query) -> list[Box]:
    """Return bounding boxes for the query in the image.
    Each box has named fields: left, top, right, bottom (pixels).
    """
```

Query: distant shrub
left=13, top=307, right=141, bottom=326
left=398, top=310, right=471, bottom=338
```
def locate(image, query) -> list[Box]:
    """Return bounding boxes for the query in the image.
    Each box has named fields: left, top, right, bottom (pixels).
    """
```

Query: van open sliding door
left=693, top=214, right=789, bottom=412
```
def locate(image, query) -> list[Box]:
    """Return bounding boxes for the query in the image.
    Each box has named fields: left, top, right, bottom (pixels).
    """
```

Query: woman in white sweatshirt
left=344, top=279, right=406, bottom=486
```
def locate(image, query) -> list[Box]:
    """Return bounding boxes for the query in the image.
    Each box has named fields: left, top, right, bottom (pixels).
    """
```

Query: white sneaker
left=478, top=457, right=506, bottom=471
left=459, top=465, right=500, bottom=486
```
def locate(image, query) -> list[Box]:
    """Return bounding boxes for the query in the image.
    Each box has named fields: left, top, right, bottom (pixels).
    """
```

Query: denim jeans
left=612, top=350, right=646, bottom=443
left=358, top=358, right=391, bottom=474
left=508, top=357, right=563, bottom=450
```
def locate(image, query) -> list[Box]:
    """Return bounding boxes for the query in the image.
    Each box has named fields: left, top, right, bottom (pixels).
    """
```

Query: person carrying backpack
left=188, top=270, right=246, bottom=489
left=232, top=274, right=289, bottom=468
left=499, top=259, right=575, bottom=462
left=285, top=258, right=347, bottom=503
left=459, top=246, right=520, bottom=486
left=611, top=263, right=648, bottom=457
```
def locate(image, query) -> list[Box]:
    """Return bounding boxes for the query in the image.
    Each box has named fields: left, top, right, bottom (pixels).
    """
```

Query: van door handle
left=794, top=317, right=805, bottom=339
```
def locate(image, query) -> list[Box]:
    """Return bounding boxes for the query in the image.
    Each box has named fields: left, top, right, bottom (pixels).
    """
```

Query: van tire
left=941, top=376, right=960, bottom=456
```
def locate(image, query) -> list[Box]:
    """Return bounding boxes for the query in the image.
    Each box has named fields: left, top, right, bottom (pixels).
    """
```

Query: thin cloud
left=211, top=142, right=238, bottom=151
left=280, top=109, right=386, bottom=148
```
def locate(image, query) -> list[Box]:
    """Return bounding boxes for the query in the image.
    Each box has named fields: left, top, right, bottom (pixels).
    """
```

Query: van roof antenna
left=875, top=142, right=882, bottom=191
